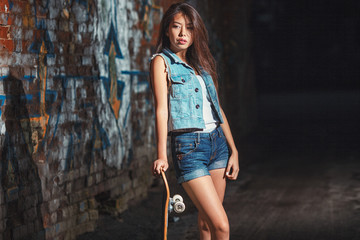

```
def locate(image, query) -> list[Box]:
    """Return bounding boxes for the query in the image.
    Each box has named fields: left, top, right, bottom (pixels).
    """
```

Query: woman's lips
left=177, top=38, right=187, bottom=44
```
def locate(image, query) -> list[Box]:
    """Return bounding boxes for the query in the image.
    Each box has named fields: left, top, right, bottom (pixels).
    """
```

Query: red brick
left=16, top=1, right=29, bottom=14
left=0, top=1, right=10, bottom=13
left=0, top=26, right=9, bottom=38
left=0, top=39, right=14, bottom=52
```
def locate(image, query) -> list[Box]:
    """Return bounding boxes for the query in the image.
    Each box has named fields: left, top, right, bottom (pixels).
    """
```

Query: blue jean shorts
left=170, top=126, right=229, bottom=184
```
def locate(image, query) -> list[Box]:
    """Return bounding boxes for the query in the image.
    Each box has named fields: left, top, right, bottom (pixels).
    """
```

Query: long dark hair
left=156, top=2, right=218, bottom=89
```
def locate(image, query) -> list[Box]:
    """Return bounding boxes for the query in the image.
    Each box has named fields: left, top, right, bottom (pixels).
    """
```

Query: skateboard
left=161, top=170, right=185, bottom=240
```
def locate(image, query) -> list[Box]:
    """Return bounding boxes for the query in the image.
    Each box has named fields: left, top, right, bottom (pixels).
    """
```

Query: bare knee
left=213, top=220, right=230, bottom=236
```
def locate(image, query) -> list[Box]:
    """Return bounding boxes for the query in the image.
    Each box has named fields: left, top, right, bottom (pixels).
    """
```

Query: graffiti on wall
left=140, top=0, right=162, bottom=42
left=28, top=29, right=56, bottom=157
left=0, top=72, right=45, bottom=238
left=93, top=0, right=153, bottom=168
left=103, top=22, right=124, bottom=120
left=0, top=0, right=162, bottom=237
left=0, top=0, right=161, bottom=172
left=0, top=0, right=161, bottom=182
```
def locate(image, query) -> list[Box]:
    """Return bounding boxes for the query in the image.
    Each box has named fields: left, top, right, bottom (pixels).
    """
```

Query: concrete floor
left=78, top=90, right=360, bottom=240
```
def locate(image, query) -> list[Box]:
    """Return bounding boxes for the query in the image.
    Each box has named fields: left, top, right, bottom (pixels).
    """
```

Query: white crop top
left=195, top=75, right=218, bottom=132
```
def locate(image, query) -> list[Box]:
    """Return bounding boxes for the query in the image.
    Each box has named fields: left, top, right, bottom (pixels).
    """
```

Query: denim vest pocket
left=170, top=98, right=194, bottom=120
left=170, top=74, right=193, bottom=99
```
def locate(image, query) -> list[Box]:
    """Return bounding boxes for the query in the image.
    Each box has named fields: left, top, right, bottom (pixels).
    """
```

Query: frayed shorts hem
left=177, top=162, right=228, bottom=184
left=177, top=168, right=210, bottom=184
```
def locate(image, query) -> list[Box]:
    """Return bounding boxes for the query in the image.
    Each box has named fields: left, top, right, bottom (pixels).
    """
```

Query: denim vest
left=152, top=48, right=224, bottom=131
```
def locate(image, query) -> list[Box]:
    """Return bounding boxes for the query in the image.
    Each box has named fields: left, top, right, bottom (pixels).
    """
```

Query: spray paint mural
left=0, top=0, right=163, bottom=238
left=92, top=0, right=160, bottom=168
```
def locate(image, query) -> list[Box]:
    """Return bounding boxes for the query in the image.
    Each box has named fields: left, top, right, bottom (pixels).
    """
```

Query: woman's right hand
left=152, top=159, right=169, bottom=176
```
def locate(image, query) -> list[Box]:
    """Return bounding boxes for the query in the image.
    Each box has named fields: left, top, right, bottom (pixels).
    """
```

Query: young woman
left=150, top=3, right=239, bottom=239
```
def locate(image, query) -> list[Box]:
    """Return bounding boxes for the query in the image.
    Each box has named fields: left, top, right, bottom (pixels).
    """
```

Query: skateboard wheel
left=173, top=202, right=185, bottom=213
left=172, top=194, right=183, bottom=203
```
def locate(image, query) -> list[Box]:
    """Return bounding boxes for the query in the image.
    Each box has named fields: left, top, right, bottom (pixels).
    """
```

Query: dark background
left=252, top=0, right=360, bottom=93
left=248, top=0, right=360, bottom=155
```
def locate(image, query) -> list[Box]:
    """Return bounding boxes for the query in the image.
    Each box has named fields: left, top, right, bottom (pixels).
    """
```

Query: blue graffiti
left=92, top=117, right=110, bottom=151
left=100, top=76, right=125, bottom=105
left=32, top=0, right=49, bottom=30
left=103, top=22, right=123, bottom=58
left=29, top=29, right=55, bottom=56
left=0, top=77, right=57, bottom=118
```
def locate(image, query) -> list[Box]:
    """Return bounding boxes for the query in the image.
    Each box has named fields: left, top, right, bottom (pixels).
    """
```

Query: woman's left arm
left=220, top=107, right=240, bottom=180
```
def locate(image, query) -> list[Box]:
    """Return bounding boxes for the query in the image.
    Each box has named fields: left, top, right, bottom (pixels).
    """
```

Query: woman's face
left=167, top=12, right=194, bottom=53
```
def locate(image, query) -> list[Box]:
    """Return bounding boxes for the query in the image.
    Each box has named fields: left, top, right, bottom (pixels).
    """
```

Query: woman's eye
left=173, top=25, right=180, bottom=29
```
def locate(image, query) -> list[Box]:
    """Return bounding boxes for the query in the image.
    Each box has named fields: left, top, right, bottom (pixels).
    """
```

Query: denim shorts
left=170, top=126, right=229, bottom=184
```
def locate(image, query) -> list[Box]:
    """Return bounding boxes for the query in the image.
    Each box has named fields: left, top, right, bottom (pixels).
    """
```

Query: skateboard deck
left=161, top=170, right=185, bottom=240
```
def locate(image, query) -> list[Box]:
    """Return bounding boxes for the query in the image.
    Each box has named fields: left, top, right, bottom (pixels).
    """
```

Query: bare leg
left=198, top=168, right=227, bottom=240
left=182, top=170, right=229, bottom=240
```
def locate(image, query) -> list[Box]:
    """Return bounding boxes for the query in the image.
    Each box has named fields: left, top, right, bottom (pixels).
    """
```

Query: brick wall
left=0, top=0, right=177, bottom=239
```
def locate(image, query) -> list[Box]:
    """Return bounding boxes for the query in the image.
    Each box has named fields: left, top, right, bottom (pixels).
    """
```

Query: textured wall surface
left=0, top=0, right=167, bottom=239
left=0, top=0, right=255, bottom=239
